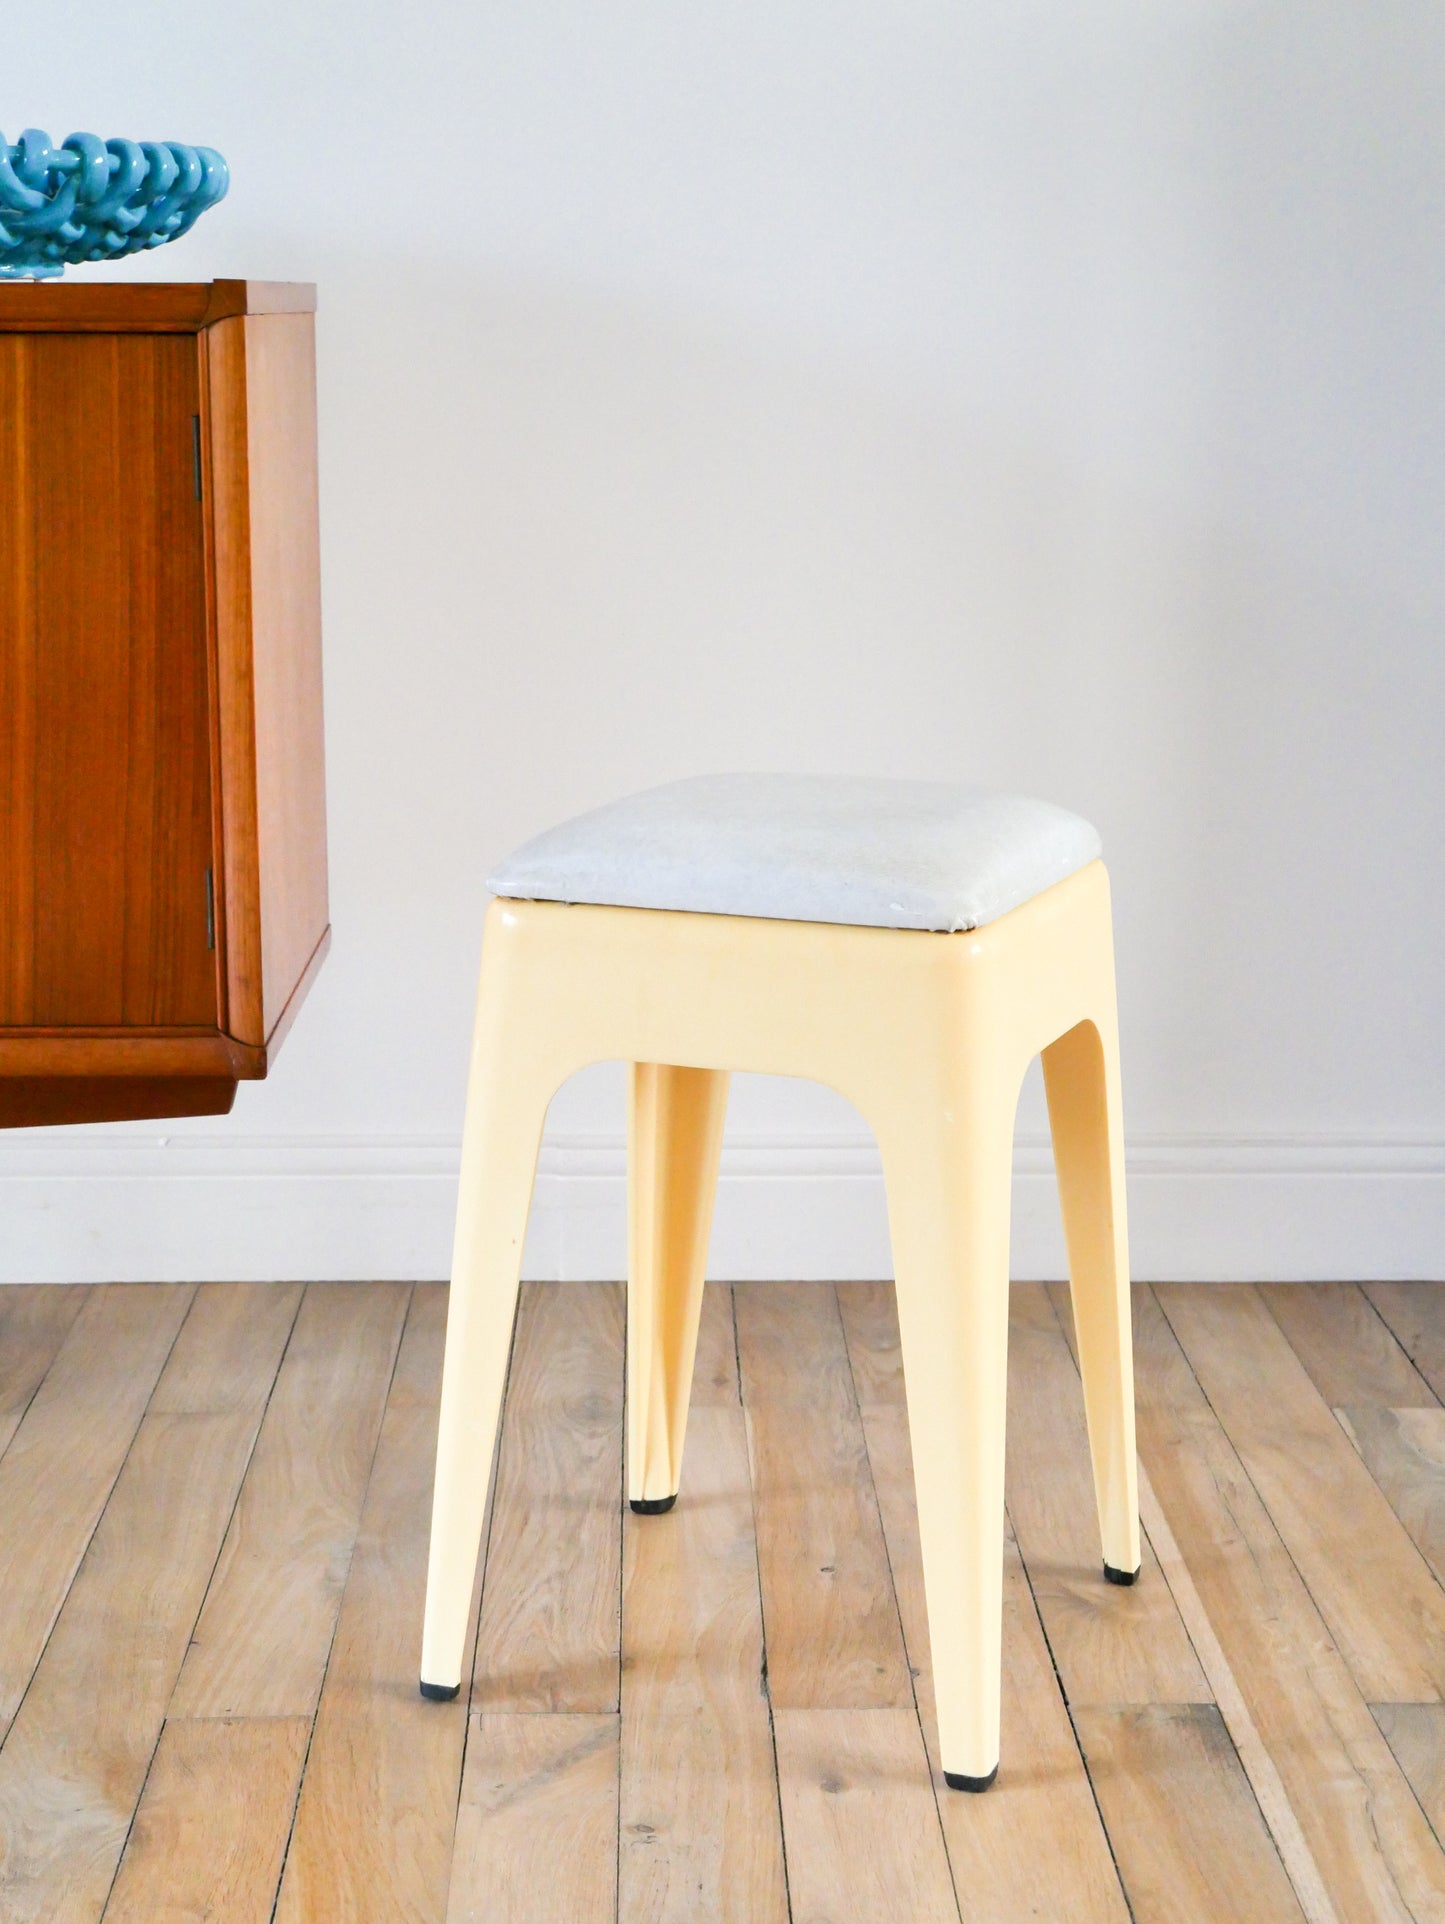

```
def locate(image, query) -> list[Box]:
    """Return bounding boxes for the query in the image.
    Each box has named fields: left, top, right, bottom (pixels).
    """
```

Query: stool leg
left=420, top=979, right=557, bottom=1700
left=626, top=1063, right=729, bottom=1511
left=882, top=1072, right=1016, bottom=1791
left=1042, top=1013, right=1141, bottom=1584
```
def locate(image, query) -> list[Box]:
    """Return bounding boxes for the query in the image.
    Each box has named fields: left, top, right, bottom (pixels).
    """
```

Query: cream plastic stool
left=420, top=775, right=1140, bottom=1790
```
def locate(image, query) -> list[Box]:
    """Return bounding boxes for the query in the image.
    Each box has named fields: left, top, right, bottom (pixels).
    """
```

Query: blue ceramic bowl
left=0, top=129, right=228, bottom=279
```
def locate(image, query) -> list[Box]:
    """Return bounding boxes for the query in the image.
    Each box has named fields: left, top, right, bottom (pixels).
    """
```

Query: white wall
left=4, top=4, right=1442, bottom=1281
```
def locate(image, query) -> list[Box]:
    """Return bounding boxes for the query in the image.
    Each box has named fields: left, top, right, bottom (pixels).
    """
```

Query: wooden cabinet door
left=0, top=332, right=217, bottom=1029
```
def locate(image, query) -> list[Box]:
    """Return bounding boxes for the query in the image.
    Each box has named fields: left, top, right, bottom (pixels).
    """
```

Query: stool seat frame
left=420, top=857, right=1140, bottom=1788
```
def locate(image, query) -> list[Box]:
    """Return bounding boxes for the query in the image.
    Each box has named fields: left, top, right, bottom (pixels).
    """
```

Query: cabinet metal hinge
left=191, top=413, right=203, bottom=501
left=205, top=867, right=216, bottom=950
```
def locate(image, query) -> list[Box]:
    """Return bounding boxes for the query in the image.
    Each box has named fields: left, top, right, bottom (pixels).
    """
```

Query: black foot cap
left=419, top=1679, right=460, bottom=1702
left=944, top=1765, right=999, bottom=1793
left=630, top=1494, right=678, bottom=1515
left=1104, top=1562, right=1141, bottom=1587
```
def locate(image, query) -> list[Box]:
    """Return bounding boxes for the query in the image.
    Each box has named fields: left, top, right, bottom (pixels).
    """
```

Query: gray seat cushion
left=487, top=775, right=1101, bottom=934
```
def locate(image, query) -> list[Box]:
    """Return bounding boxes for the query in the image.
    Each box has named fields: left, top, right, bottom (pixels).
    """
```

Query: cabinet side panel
left=207, top=315, right=264, bottom=1044
left=243, top=311, right=329, bottom=1044
left=0, top=339, right=38, bottom=1022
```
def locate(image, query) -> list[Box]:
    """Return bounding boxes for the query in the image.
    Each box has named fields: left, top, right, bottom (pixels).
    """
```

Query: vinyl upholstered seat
left=487, top=773, right=1103, bottom=932
left=422, top=772, right=1139, bottom=1794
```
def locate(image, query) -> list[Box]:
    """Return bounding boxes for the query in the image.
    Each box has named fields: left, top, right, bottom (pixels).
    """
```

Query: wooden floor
left=1, top=1279, right=1444, bottom=1921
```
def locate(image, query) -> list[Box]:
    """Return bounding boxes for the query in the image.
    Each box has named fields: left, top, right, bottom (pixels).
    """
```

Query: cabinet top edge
left=0, top=280, right=316, bottom=331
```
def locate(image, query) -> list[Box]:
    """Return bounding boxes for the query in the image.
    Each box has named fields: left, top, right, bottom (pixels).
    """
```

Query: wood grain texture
left=0, top=1285, right=87, bottom=1458
left=388, top=1280, right=449, bottom=1403
left=860, top=1399, right=1129, bottom=1924
left=735, top=1283, right=911, bottom=1710
left=205, top=309, right=328, bottom=1050
left=0, top=281, right=316, bottom=331
left=837, top=1280, right=906, bottom=1406
left=1073, top=1705, right=1307, bottom=1923
left=1051, top=1275, right=1339, bottom=1917
left=0, top=1072, right=237, bottom=1127
left=690, top=1281, right=741, bottom=1405
left=170, top=1281, right=409, bottom=1718
left=14, top=1276, right=1445, bottom=1921
left=0, top=1285, right=291, bottom=1924
left=0, top=331, right=214, bottom=1031
left=0, top=1283, right=193, bottom=1733
left=0, top=331, right=37, bottom=1029
left=1264, top=1283, right=1438, bottom=1409
left=249, top=922, right=331, bottom=1067
left=1135, top=1286, right=1445, bottom=1923
left=1157, top=1282, right=1445, bottom=1704
left=474, top=1283, right=624, bottom=1713
left=0, top=1030, right=257, bottom=1127
left=239, top=310, right=329, bottom=1042
left=448, top=1715, right=620, bottom=1924
left=0, top=1032, right=257, bottom=1075
left=1133, top=1461, right=1341, bottom=1924
left=102, top=1716, right=310, bottom=1924
left=1365, top=1284, right=1445, bottom=1404
left=1009, top=1283, right=1208, bottom=1705
left=1336, top=1406, right=1445, bottom=1588
left=1372, top=1703, right=1445, bottom=1842
left=773, top=1709, right=960, bottom=1924
left=273, top=1287, right=479, bottom=1924
left=146, top=1279, right=301, bottom=1415
left=619, top=1407, right=788, bottom=1924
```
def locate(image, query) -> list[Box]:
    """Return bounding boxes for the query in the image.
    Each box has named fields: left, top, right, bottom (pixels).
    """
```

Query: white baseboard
left=0, top=1130, right=1439, bottom=1283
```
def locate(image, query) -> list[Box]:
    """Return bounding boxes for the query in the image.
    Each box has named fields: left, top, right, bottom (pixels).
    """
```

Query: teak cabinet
left=0, top=281, right=329, bottom=1127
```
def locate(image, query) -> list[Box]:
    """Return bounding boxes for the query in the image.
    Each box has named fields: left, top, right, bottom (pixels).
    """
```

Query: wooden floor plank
left=473, top=1282, right=624, bottom=1713
left=1132, top=1462, right=1342, bottom=1924
left=736, top=1280, right=855, bottom=1408
left=773, top=1708, right=960, bottom=1924
left=387, top=1280, right=450, bottom=1405
left=170, top=1281, right=409, bottom=1718
left=1157, top=1283, right=1445, bottom=1704
left=10, top=1276, right=1445, bottom=1924
left=102, top=1716, right=310, bottom=1924
left=147, top=1281, right=303, bottom=1416
left=1365, top=1285, right=1445, bottom=1404
left=836, top=1280, right=905, bottom=1407
left=505, top=1277, right=621, bottom=1410
left=735, top=1283, right=911, bottom=1710
left=1134, top=1285, right=1445, bottom=1923
left=1336, top=1406, right=1445, bottom=1589
left=0, top=1283, right=194, bottom=1736
left=1009, top=1283, right=1209, bottom=1705
left=0, top=1286, right=88, bottom=1460
left=1074, top=1704, right=1306, bottom=1923
left=1373, top=1704, right=1445, bottom=1845
left=690, top=1281, right=740, bottom=1405
left=273, top=1286, right=478, bottom=1924
left=619, top=1406, right=788, bottom=1924
left=0, top=1286, right=294, bottom=1924
left=860, top=1398, right=1130, bottom=1923
left=447, top=1714, right=619, bottom=1924
left=1263, top=1283, right=1438, bottom=1409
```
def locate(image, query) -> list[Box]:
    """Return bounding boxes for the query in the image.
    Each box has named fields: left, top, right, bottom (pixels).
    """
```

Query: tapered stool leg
left=420, top=971, right=559, bottom=1700
left=626, top=1062, right=729, bottom=1511
left=881, top=1066, right=1017, bottom=1790
left=1042, top=1009, right=1140, bottom=1584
